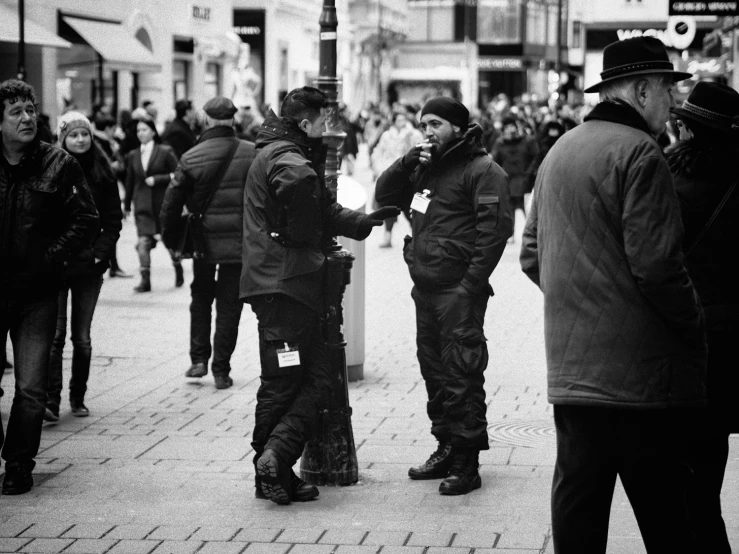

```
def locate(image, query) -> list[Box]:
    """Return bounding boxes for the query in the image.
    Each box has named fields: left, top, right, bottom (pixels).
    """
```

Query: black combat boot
left=255, top=471, right=319, bottom=502
left=408, top=443, right=453, bottom=480
left=133, top=269, right=151, bottom=293
left=438, top=448, right=481, bottom=495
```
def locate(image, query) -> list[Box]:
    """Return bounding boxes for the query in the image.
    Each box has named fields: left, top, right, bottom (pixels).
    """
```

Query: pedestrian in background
left=666, top=80, right=739, bottom=554
left=161, top=97, right=256, bottom=390
left=520, top=37, right=706, bottom=553
left=0, top=79, right=98, bottom=495
left=375, top=96, right=512, bottom=496
left=241, top=86, right=399, bottom=505
left=45, top=112, right=122, bottom=421
left=124, top=117, right=180, bottom=292
left=162, top=99, right=197, bottom=161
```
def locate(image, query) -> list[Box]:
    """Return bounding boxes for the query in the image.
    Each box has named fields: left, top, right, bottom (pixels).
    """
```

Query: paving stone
left=62, top=524, right=116, bottom=539
left=274, top=528, right=325, bottom=544
left=232, top=529, right=282, bottom=543
left=106, top=540, right=160, bottom=554
left=62, top=539, right=119, bottom=554
left=242, top=544, right=291, bottom=554
left=148, top=540, right=203, bottom=554
left=188, top=526, right=242, bottom=542
left=405, top=532, right=454, bottom=547
left=449, top=531, right=500, bottom=548
left=102, top=525, right=157, bottom=540
left=147, top=527, right=198, bottom=541
left=0, top=523, right=32, bottom=538
left=17, top=538, right=75, bottom=553
left=318, top=529, right=367, bottom=545
left=19, top=524, right=74, bottom=539
left=196, top=542, right=248, bottom=554
left=426, top=548, right=471, bottom=554
left=0, top=538, right=32, bottom=552
left=361, top=532, right=410, bottom=547
left=288, top=545, right=336, bottom=554
left=495, top=532, right=547, bottom=550
left=377, top=547, right=424, bottom=554
left=334, top=547, right=379, bottom=554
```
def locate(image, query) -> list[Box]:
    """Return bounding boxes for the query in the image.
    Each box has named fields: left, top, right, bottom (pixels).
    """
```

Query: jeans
left=0, top=293, right=59, bottom=470
left=412, top=285, right=490, bottom=450
left=249, top=294, right=331, bottom=467
left=190, top=261, right=243, bottom=376
left=47, top=274, right=104, bottom=407
left=551, top=405, right=698, bottom=554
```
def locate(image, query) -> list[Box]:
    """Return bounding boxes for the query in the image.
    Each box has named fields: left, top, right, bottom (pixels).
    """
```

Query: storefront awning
left=62, top=16, right=160, bottom=72
left=0, top=3, right=70, bottom=48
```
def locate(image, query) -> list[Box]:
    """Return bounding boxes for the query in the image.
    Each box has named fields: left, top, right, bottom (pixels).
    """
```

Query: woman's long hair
left=61, top=137, right=116, bottom=188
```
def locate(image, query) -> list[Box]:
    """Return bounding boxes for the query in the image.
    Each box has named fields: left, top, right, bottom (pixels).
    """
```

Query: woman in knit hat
left=123, top=117, right=180, bottom=292
left=44, top=111, right=123, bottom=420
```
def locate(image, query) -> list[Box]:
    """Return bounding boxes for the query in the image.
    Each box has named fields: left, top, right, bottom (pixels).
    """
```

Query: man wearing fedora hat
left=666, top=80, right=739, bottom=554
left=520, top=36, right=707, bottom=553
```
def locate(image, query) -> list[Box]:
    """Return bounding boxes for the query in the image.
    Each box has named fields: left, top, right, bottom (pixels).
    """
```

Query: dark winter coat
left=666, top=139, right=739, bottom=431
left=124, top=143, right=178, bottom=236
left=375, top=124, right=513, bottom=295
left=0, top=138, right=99, bottom=299
left=492, top=133, right=539, bottom=197
left=161, top=126, right=255, bottom=264
left=240, top=111, right=369, bottom=313
left=161, top=117, right=197, bottom=160
left=64, top=146, right=122, bottom=277
left=520, top=100, right=707, bottom=409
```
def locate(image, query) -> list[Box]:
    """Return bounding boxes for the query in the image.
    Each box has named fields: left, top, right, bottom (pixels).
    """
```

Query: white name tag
left=411, top=192, right=431, bottom=214
left=277, top=343, right=301, bottom=368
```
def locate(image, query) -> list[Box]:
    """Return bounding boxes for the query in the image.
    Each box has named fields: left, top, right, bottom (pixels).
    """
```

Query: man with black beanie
left=375, top=96, right=513, bottom=495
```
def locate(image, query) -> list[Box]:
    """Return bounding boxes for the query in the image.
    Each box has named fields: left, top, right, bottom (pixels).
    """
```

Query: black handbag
left=176, top=139, right=241, bottom=259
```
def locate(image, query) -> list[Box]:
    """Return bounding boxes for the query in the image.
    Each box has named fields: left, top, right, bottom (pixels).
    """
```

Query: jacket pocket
left=438, top=237, right=474, bottom=265
left=280, top=247, right=325, bottom=281
left=23, top=178, right=59, bottom=218
left=477, top=194, right=499, bottom=230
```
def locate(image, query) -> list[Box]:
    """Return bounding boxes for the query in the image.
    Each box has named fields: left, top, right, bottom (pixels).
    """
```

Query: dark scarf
left=584, top=100, right=652, bottom=136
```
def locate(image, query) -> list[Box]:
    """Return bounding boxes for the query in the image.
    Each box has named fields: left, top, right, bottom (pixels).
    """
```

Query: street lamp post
left=17, top=0, right=26, bottom=81
left=299, top=0, right=359, bottom=487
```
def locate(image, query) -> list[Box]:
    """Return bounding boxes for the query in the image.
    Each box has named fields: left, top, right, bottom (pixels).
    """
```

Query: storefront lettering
left=477, top=57, right=524, bottom=70
left=669, top=1, right=739, bottom=15
left=687, top=58, right=722, bottom=73
left=233, top=25, right=261, bottom=35
left=192, top=5, right=211, bottom=21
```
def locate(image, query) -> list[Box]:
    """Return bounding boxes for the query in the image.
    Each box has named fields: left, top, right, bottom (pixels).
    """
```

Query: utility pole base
left=301, top=405, right=359, bottom=486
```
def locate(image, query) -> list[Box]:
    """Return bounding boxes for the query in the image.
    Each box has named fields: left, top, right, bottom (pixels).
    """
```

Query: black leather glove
left=357, top=206, right=402, bottom=239
left=401, top=144, right=423, bottom=170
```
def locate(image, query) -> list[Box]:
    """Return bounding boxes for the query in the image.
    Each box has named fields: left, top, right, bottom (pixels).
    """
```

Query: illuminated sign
left=669, top=1, right=739, bottom=15
left=477, top=57, right=524, bottom=70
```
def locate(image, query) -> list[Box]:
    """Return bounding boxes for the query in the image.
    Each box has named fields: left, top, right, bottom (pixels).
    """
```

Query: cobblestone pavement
left=1, top=146, right=736, bottom=554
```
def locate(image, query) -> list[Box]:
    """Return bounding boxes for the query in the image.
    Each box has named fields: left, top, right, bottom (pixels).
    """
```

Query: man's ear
left=452, top=124, right=461, bottom=134
left=299, top=118, right=310, bottom=133
left=634, top=79, right=650, bottom=108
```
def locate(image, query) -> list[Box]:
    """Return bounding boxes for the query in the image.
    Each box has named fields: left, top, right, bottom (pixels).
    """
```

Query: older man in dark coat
left=161, top=97, right=255, bottom=390
left=520, top=37, right=707, bottom=553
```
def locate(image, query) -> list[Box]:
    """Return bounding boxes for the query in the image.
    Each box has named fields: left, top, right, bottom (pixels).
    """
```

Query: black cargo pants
left=412, top=285, right=490, bottom=450
left=249, top=293, right=331, bottom=467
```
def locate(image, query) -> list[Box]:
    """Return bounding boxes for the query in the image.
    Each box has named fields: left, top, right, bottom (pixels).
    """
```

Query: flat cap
left=203, top=96, right=237, bottom=119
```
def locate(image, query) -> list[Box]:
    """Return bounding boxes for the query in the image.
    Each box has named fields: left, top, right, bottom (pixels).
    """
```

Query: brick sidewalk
left=0, top=146, right=736, bottom=554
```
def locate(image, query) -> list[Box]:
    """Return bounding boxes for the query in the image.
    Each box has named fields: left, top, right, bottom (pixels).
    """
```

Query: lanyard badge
left=410, top=189, right=432, bottom=214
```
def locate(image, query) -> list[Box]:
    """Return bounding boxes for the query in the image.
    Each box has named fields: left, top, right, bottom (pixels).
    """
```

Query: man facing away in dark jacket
left=240, top=86, right=399, bottom=505
left=0, top=79, right=99, bottom=495
left=161, top=99, right=197, bottom=161
left=375, top=96, right=513, bottom=496
left=161, top=97, right=255, bottom=390
left=520, top=37, right=707, bottom=554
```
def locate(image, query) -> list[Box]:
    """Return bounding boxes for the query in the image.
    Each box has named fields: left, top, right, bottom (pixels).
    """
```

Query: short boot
left=255, top=449, right=292, bottom=505
left=133, top=269, right=151, bottom=293
left=439, top=448, right=481, bottom=495
left=255, top=472, right=319, bottom=502
left=408, top=443, right=453, bottom=480
left=174, top=263, right=184, bottom=287
left=2, top=463, right=33, bottom=495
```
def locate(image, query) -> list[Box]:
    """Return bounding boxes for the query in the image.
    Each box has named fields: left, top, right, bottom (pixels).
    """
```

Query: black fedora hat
left=584, top=36, right=692, bottom=93
left=671, top=81, right=739, bottom=137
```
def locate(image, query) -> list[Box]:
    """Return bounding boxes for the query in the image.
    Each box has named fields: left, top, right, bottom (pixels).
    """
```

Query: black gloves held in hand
left=357, top=206, right=402, bottom=239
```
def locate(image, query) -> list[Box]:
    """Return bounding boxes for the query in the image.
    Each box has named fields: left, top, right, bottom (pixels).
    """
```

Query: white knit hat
left=56, top=111, right=92, bottom=146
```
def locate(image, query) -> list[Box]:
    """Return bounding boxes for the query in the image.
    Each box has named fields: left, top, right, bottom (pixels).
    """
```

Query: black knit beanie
left=421, top=97, right=469, bottom=129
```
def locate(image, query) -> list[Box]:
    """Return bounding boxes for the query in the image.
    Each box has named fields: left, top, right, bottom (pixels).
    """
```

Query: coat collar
left=196, top=125, right=236, bottom=144
left=584, top=100, right=652, bottom=136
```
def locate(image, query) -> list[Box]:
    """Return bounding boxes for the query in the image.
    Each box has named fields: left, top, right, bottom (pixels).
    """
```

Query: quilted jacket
left=239, top=111, right=368, bottom=313
left=520, top=101, right=707, bottom=409
left=375, top=124, right=513, bottom=295
left=161, top=126, right=255, bottom=264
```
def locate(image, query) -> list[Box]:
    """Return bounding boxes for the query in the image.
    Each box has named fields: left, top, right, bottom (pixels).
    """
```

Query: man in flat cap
left=375, top=96, right=513, bottom=495
left=240, top=86, right=399, bottom=505
left=520, top=36, right=706, bottom=552
left=161, top=96, right=256, bottom=390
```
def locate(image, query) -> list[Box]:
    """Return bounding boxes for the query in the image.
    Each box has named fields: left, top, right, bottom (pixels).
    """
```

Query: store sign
left=477, top=57, right=524, bottom=71
left=587, top=26, right=708, bottom=51
left=669, top=1, right=739, bottom=16
left=192, top=5, right=211, bottom=22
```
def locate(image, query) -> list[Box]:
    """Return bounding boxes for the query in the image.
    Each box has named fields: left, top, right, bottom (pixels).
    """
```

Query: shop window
left=407, top=5, right=454, bottom=42
left=477, top=0, right=521, bottom=44
left=173, top=60, right=189, bottom=100
left=204, top=62, right=220, bottom=98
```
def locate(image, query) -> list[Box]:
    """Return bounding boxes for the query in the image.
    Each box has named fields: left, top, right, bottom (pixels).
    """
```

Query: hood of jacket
left=255, top=110, right=326, bottom=157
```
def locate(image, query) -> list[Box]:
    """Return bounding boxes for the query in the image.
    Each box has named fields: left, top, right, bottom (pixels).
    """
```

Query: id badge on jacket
left=411, top=189, right=432, bottom=214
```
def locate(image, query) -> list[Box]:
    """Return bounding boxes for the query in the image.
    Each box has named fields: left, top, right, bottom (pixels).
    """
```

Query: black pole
left=300, top=0, right=359, bottom=487
left=17, top=0, right=26, bottom=81
left=377, top=1, right=382, bottom=104
left=556, top=0, right=563, bottom=96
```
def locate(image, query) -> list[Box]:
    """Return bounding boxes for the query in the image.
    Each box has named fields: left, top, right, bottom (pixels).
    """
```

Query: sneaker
left=2, top=464, right=33, bottom=495
left=214, top=375, right=233, bottom=390
left=438, top=448, right=481, bottom=495
left=43, top=405, right=60, bottom=423
left=255, top=449, right=292, bottom=505
left=185, top=362, right=207, bottom=378
left=70, top=399, right=89, bottom=417
left=408, top=443, right=453, bottom=480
